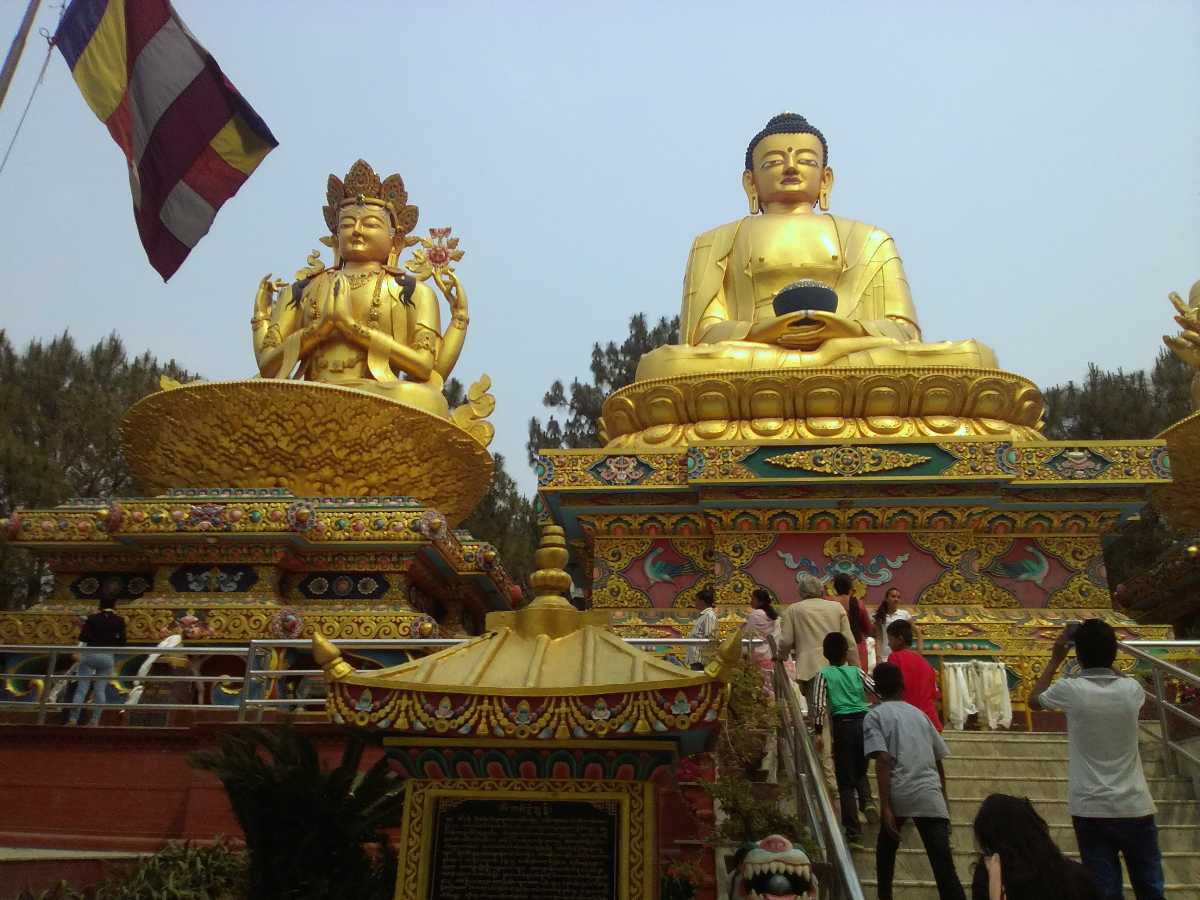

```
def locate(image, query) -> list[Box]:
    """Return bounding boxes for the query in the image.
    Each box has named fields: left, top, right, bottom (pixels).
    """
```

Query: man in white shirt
left=1029, top=619, right=1164, bottom=900
left=685, top=587, right=717, bottom=670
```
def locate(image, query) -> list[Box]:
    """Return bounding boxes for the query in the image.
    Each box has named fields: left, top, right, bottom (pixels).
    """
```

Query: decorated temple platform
left=536, top=435, right=1177, bottom=717
left=0, top=488, right=515, bottom=648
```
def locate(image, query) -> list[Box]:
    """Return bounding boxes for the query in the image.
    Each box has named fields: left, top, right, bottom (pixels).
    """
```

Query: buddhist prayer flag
left=55, top=0, right=277, bottom=280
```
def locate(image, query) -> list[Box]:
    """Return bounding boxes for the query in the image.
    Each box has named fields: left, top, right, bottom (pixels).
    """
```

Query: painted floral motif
left=285, top=501, right=317, bottom=532
left=589, top=455, right=653, bottom=485
left=416, top=510, right=448, bottom=541
left=186, top=504, right=226, bottom=530
left=534, top=455, right=556, bottom=487
left=159, top=610, right=214, bottom=640
left=268, top=608, right=305, bottom=639
left=513, top=700, right=533, bottom=726
left=1046, top=448, right=1111, bottom=480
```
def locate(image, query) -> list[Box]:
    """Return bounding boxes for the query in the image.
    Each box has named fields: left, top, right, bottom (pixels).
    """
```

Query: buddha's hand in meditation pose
left=749, top=310, right=869, bottom=349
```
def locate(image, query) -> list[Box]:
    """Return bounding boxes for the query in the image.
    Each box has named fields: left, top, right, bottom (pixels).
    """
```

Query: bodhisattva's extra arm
left=432, top=270, right=469, bottom=380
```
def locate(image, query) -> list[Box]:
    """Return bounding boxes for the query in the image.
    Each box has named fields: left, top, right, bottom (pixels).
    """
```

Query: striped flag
left=55, top=0, right=277, bottom=280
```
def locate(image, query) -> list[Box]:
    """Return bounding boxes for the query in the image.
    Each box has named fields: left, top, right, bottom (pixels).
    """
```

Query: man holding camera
left=1029, top=619, right=1164, bottom=900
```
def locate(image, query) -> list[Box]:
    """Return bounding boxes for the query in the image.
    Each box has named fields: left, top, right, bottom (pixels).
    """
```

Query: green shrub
left=188, top=727, right=404, bottom=900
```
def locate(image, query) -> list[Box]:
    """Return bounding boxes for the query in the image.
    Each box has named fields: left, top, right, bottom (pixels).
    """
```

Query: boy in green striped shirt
left=814, top=631, right=878, bottom=846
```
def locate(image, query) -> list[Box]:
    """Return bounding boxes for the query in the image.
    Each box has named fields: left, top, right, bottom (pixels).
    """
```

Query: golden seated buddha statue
left=606, top=113, right=1044, bottom=447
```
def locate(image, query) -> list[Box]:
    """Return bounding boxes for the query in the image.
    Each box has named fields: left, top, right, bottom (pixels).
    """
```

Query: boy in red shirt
left=885, top=619, right=942, bottom=731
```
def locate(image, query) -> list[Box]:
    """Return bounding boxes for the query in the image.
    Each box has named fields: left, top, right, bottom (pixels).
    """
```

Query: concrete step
left=944, top=774, right=1194, bottom=801
left=941, top=754, right=1174, bottom=779
left=945, top=820, right=1200, bottom=854
left=942, top=732, right=1169, bottom=761
left=851, top=845, right=1200, bottom=884
left=945, top=797, right=1199, bottom=826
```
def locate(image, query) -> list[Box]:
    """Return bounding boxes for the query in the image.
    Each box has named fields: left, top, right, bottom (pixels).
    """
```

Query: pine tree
left=526, top=313, right=678, bottom=462
left=0, top=331, right=194, bottom=608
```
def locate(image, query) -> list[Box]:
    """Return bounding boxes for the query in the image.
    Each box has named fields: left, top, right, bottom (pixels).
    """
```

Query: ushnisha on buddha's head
left=743, top=112, right=834, bottom=215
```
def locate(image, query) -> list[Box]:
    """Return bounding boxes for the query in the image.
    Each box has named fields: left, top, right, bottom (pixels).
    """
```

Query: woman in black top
left=68, top=597, right=127, bottom=726
left=972, top=794, right=1099, bottom=900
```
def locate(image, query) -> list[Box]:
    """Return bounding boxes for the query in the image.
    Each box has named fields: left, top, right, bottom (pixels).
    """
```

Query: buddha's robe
left=636, top=213, right=997, bottom=381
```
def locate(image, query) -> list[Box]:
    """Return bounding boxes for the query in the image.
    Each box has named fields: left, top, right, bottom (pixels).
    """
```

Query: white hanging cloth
left=942, top=660, right=1012, bottom=730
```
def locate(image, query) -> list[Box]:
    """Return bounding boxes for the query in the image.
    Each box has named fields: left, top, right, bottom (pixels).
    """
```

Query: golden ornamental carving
left=120, top=381, right=492, bottom=527
left=1154, top=411, right=1200, bottom=532
left=764, top=445, right=931, bottom=476
left=823, top=534, right=865, bottom=559
left=1037, top=537, right=1102, bottom=572
left=1047, top=571, right=1111, bottom=609
left=601, top=367, right=1045, bottom=449
left=1163, top=280, right=1200, bottom=409
left=918, top=570, right=1018, bottom=608
left=449, top=374, right=496, bottom=448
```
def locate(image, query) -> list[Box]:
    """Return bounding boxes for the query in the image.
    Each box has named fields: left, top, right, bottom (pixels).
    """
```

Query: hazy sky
left=1, top=1, right=1197, bottom=496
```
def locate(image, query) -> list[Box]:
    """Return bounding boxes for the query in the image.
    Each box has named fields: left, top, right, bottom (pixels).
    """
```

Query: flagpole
left=0, top=0, right=43, bottom=113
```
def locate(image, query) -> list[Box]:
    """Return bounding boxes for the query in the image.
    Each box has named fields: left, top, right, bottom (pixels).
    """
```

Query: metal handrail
left=769, top=638, right=865, bottom=900
left=1118, top=640, right=1200, bottom=775
left=0, top=636, right=759, bottom=725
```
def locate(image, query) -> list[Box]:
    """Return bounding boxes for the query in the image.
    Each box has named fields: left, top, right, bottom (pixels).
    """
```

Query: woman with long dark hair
left=831, top=573, right=871, bottom=672
left=873, top=586, right=920, bottom=663
left=972, top=794, right=1098, bottom=900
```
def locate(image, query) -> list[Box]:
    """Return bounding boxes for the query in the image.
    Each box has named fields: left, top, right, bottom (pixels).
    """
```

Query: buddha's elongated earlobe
left=748, top=190, right=760, bottom=215
left=818, top=186, right=830, bottom=211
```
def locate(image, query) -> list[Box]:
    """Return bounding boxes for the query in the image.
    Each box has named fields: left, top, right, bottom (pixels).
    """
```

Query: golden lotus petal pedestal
left=121, top=379, right=493, bottom=527
left=1153, top=411, right=1200, bottom=531
left=600, top=366, right=1046, bottom=449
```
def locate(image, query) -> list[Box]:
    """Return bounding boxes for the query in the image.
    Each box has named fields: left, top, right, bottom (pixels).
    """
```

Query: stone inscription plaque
left=427, top=796, right=619, bottom=899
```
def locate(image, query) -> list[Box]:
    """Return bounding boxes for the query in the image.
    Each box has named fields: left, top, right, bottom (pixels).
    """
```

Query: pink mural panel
left=622, top=539, right=704, bottom=609
left=744, top=533, right=941, bottom=611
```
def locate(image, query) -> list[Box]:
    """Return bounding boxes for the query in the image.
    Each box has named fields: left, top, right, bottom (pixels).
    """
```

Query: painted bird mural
left=986, top=546, right=1050, bottom=586
left=643, top=546, right=700, bottom=586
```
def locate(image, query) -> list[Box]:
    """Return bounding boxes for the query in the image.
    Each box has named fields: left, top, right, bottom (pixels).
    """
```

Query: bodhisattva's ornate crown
left=323, top=159, right=420, bottom=239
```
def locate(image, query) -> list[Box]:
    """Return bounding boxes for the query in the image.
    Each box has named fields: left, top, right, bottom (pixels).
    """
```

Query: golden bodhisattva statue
left=119, top=159, right=495, bottom=522
left=604, top=114, right=1045, bottom=446
left=251, top=160, right=468, bottom=418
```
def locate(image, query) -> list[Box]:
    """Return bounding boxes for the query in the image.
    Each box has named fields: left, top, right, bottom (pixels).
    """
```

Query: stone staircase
left=851, top=731, right=1200, bottom=899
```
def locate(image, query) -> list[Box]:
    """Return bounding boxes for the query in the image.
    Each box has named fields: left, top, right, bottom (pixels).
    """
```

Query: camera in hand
left=773, top=280, right=839, bottom=325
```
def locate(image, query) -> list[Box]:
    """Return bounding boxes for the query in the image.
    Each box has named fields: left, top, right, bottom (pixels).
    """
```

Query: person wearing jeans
left=67, top=597, right=127, bottom=726
left=1030, top=619, right=1164, bottom=900
left=865, top=662, right=965, bottom=900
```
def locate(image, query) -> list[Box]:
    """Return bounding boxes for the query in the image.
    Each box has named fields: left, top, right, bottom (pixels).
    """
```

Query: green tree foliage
left=526, top=313, right=679, bottom=462
left=1043, top=350, right=1192, bottom=440
left=188, top=728, right=403, bottom=900
left=0, top=331, right=193, bottom=609
left=1042, top=350, right=1194, bottom=594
